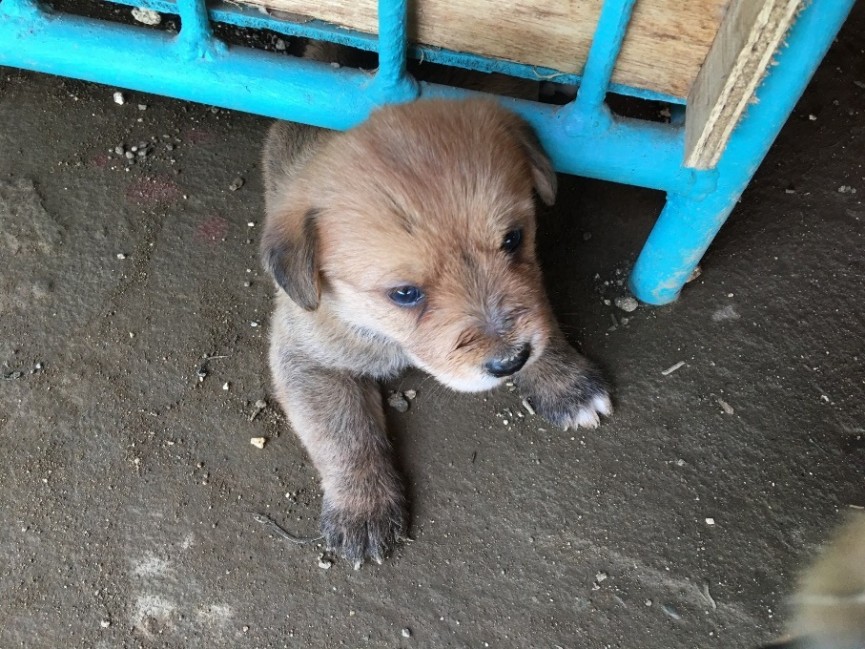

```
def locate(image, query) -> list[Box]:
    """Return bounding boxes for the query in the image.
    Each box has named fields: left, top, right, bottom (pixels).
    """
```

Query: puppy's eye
left=388, top=285, right=425, bottom=307
left=502, top=228, right=523, bottom=253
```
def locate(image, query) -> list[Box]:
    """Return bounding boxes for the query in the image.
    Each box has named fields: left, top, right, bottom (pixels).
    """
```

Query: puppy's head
left=263, top=99, right=558, bottom=392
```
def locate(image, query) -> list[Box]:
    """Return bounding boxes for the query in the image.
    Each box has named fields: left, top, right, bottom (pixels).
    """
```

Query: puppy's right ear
left=261, top=207, right=321, bottom=311
left=504, top=113, right=558, bottom=206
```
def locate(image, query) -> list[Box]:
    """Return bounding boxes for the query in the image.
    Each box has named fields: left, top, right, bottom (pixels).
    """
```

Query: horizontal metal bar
left=0, top=3, right=709, bottom=193
left=99, top=0, right=687, bottom=104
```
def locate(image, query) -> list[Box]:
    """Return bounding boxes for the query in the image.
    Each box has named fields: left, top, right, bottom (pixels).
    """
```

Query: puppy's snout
left=484, top=343, right=532, bottom=378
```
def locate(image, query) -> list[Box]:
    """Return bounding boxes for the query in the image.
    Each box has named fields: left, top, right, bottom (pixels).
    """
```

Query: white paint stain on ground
left=132, top=594, right=177, bottom=634
left=196, top=603, right=234, bottom=628
left=132, top=555, right=171, bottom=578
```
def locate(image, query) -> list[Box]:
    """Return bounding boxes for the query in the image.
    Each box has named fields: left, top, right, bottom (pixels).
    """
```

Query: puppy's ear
left=510, top=118, right=558, bottom=206
left=261, top=207, right=321, bottom=311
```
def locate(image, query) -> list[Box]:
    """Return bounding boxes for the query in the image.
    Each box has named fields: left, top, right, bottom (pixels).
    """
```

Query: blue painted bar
left=629, top=0, right=857, bottom=305
left=100, top=0, right=687, bottom=104
left=0, top=0, right=707, bottom=193
left=0, top=0, right=850, bottom=306
left=368, top=0, right=419, bottom=104
left=175, top=0, right=226, bottom=60
left=567, top=0, right=637, bottom=119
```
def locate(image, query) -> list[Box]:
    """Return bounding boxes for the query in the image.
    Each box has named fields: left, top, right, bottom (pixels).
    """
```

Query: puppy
left=261, top=98, right=611, bottom=567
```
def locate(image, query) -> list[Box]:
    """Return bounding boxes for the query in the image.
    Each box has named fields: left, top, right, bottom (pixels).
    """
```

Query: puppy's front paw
left=516, top=345, right=612, bottom=430
left=320, top=496, right=406, bottom=569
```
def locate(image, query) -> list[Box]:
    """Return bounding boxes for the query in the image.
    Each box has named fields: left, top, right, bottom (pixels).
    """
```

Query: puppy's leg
left=515, top=331, right=612, bottom=430
left=271, top=355, right=405, bottom=567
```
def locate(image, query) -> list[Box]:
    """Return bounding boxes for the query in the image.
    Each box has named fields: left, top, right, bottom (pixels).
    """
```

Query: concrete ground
left=1, top=5, right=863, bottom=648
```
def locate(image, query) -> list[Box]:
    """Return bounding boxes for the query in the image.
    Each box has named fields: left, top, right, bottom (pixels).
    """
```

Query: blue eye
left=388, top=285, right=425, bottom=307
left=502, top=228, right=523, bottom=253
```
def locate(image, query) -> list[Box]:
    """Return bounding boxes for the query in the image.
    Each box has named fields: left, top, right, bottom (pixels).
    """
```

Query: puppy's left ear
left=261, top=206, right=321, bottom=311
left=510, top=118, right=558, bottom=206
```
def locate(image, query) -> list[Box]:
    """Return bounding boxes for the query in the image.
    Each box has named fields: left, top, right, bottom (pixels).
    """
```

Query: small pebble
left=401, top=628, right=412, bottom=638
left=687, top=265, right=703, bottom=283
left=521, top=398, right=535, bottom=416
left=250, top=321, right=259, bottom=328
left=138, top=104, right=148, bottom=111
left=131, top=7, right=161, bottom=25
left=717, top=398, right=734, bottom=415
left=100, top=620, right=111, bottom=628
left=229, top=177, right=245, bottom=191
left=113, top=91, right=125, bottom=105
left=275, top=38, right=287, bottom=51
left=705, top=517, right=715, bottom=525
left=808, top=113, right=817, bottom=121
left=403, top=389, right=417, bottom=400
left=614, top=296, right=638, bottom=313
left=116, top=253, right=126, bottom=260
left=318, top=555, right=333, bottom=570
left=595, top=571, right=608, bottom=583
left=387, top=392, right=410, bottom=413
left=582, top=231, right=592, bottom=241
left=114, top=145, right=124, bottom=155
left=250, top=437, right=267, bottom=449
left=222, top=382, right=229, bottom=391
left=124, top=151, right=134, bottom=160
left=248, top=399, right=267, bottom=422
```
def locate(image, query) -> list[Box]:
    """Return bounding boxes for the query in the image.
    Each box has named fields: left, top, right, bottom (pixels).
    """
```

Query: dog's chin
left=437, top=373, right=506, bottom=394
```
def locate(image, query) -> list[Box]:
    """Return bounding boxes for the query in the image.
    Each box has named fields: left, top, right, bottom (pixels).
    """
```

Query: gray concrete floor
left=1, top=5, right=864, bottom=648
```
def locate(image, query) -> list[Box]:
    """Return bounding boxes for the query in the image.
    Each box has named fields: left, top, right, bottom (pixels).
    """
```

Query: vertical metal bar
left=369, top=0, right=419, bottom=104
left=559, top=0, right=637, bottom=130
left=629, top=0, right=856, bottom=304
left=176, top=0, right=226, bottom=60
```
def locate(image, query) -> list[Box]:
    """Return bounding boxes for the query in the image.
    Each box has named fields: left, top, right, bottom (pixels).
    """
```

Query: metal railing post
left=369, top=0, right=419, bottom=104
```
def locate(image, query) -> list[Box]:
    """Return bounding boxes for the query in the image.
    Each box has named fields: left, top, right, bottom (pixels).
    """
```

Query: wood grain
left=240, top=0, right=730, bottom=99
left=684, top=0, right=802, bottom=169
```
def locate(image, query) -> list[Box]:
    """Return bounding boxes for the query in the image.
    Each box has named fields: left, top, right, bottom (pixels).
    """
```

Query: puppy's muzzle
left=484, top=343, right=532, bottom=378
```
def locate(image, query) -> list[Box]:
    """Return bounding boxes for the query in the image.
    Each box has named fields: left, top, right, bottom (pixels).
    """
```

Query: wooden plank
left=684, top=0, right=802, bottom=169
left=240, top=0, right=729, bottom=99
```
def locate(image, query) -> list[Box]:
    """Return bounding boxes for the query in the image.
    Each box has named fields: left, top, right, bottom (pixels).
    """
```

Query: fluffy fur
left=261, top=99, right=611, bottom=567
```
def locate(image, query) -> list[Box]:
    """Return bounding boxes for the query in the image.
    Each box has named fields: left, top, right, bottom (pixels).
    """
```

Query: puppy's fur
left=261, top=98, right=611, bottom=566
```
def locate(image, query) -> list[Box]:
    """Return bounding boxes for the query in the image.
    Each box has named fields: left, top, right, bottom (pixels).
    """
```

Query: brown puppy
left=261, top=99, right=612, bottom=567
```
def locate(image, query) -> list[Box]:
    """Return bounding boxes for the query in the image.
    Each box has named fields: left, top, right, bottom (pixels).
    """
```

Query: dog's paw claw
left=320, top=499, right=405, bottom=568
left=521, top=367, right=612, bottom=431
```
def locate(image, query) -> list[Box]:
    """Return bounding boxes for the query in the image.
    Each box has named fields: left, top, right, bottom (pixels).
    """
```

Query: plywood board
left=684, top=0, right=802, bottom=169
left=240, top=0, right=730, bottom=99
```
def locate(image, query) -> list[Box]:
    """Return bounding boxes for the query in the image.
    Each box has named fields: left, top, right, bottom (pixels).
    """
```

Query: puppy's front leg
left=272, top=358, right=405, bottom=567
left=515, top=332, right=612, bottom=430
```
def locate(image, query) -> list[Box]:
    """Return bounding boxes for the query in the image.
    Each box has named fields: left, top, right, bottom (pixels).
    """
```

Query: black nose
left=485, top=343, right=532, bottom=378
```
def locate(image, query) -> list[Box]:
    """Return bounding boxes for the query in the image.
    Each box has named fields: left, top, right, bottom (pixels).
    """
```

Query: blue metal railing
left=0, top=0, right=855, bottom=303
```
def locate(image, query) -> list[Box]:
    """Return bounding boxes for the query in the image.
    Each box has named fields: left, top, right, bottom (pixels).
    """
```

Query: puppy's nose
left=485, top=343, right=532, bottom=378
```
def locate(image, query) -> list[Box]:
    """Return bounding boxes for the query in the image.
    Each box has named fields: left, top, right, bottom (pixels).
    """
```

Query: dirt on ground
left=0, top=4, right=863, bottom=649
